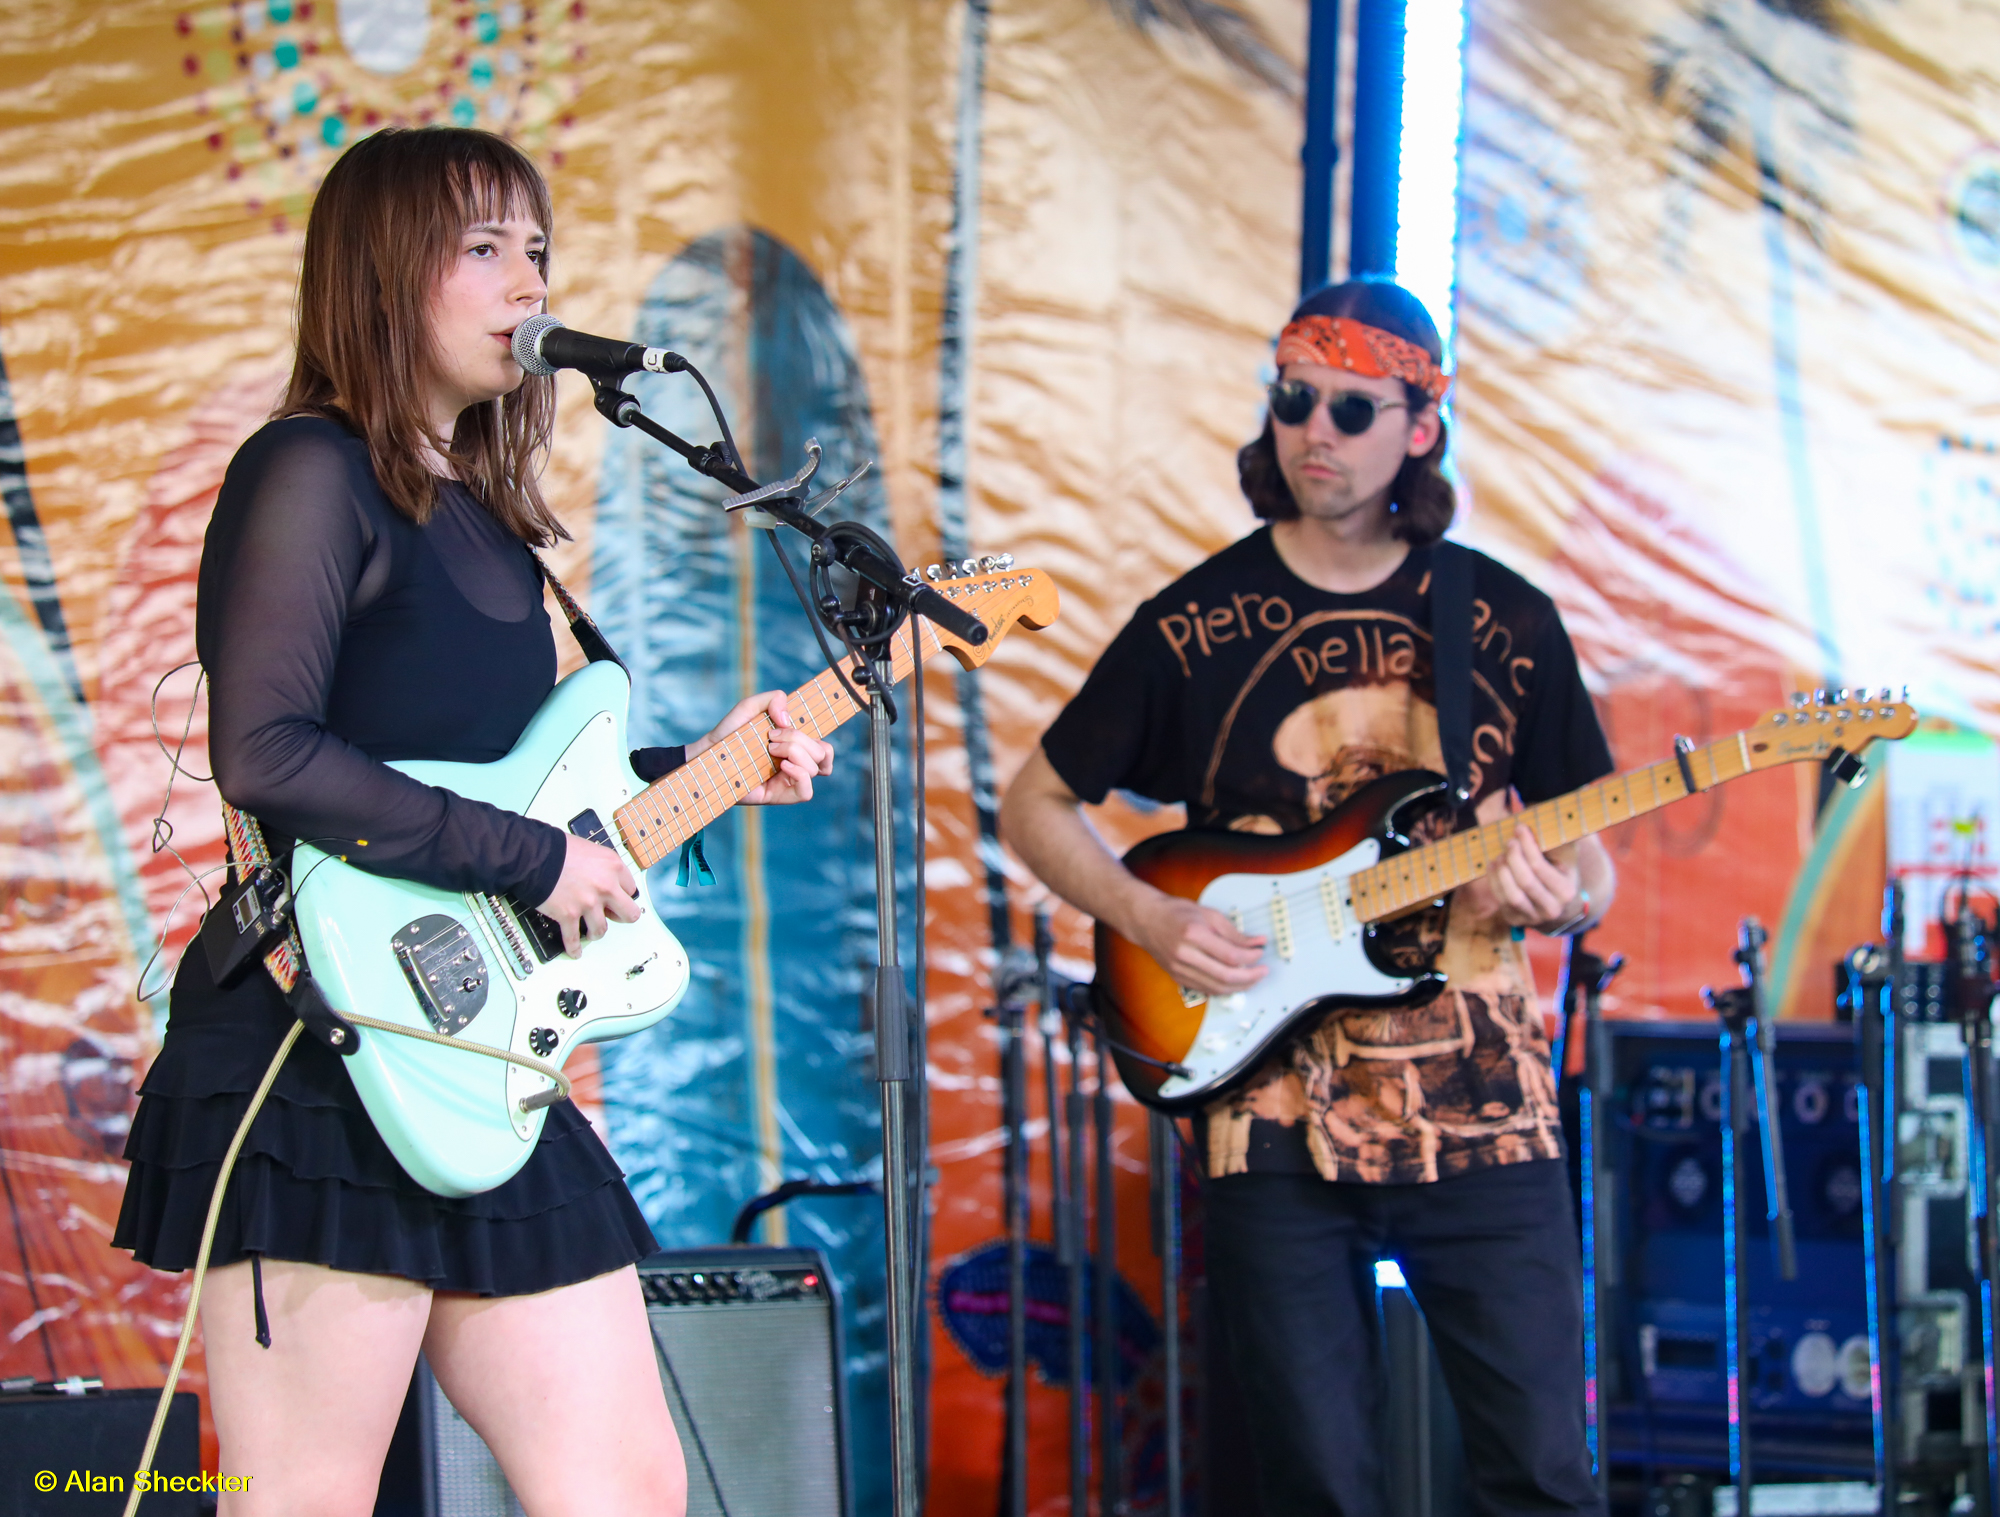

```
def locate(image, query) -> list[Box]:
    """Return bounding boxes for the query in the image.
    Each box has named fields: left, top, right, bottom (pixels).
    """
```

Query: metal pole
left=1299, top=0, right=1343, bottom=296
left=868, top=672, right=922, bottom=1517
left=1036, top=911, right=1067, bottom=1264
left=1579, top=941, right=1623, bottom=1503
left=1065, top=1008, right=1090, bottom=1513
left=1002, top=978, right=1029, bottom=1517
left=1849, top=942, right=1894, bottom=1510
left=1094, top=1027, right=1121, bottom=1515
left=1721, top=1008, right=1756, bottom=1516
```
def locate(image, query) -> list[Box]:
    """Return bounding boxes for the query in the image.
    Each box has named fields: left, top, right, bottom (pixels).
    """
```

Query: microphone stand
left=1064, top=973, right=1092, bottom=1513
left=1702, top=917, right=1797, bottom=1517
left=1094, top=1020, right=1123, bottom=1516
left=1148, top=1109, right=1184, bottom=1517
left=1842, top=911, right=1896, bottom=1511
left=997, top=962, right=1030, bottom=1517
left=590, top=374, right=976, bottom=1517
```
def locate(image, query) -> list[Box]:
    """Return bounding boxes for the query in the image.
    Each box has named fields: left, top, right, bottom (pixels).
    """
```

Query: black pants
left=1203, top=1158, right=1602, bottom=1517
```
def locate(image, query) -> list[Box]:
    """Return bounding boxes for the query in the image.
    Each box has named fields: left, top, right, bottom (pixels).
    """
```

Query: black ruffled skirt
left=113, top=952, right=657, bottom=1296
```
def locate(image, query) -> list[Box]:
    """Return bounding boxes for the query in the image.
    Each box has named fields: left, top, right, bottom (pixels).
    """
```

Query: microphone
left=511, top=313, right=687, bottom=380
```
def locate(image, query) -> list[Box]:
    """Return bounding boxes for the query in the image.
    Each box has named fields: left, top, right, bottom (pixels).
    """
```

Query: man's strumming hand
left=1122, top=890, right=1268, bottom=999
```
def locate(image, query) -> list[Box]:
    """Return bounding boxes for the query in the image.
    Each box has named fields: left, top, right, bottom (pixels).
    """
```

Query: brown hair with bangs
left=281, top=126, right=564, bottom=544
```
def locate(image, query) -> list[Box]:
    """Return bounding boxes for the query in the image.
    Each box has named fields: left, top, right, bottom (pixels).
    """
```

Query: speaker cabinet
left=375, top=1246, right=849, bottom=1517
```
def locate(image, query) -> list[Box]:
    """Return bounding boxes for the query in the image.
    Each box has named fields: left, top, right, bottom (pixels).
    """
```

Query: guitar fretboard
left=1346, top=730, right=1755, bottom=923
left=614, top=620, right=943, bottom=871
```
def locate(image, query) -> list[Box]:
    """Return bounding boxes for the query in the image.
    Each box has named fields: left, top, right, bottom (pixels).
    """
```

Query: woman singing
left=113, top=127, right=833, bottom=1516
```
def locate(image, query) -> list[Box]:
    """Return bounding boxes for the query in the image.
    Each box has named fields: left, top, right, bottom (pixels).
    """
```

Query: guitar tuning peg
left=958, top=558, right=980, bottom=578
left=981, top=553, right=1015, bottom=572
left=1791, top=691, right=1809, bottom=708
left=1878, top=687, right=1893, bottom=702
left=924, top=564, right=946, bottom=582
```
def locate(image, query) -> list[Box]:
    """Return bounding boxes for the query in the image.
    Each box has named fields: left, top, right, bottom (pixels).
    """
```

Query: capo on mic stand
left=1701, top=917, right=1797, bottom=1517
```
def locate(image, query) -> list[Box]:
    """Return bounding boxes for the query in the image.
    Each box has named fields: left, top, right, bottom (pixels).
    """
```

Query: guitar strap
left=533, top=552, right=627, bottom=672
left=1429, top=539, right=1474, bottom=806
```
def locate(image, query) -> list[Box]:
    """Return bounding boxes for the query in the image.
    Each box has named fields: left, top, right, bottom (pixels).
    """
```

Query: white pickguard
left=1153, top=835, right=1426, bottom=1105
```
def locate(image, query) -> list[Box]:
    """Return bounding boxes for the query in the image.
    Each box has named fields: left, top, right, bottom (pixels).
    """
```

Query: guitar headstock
left=920, top=554, right=1060, bottom=667
left=1744, top=687, right=1919, bottom=772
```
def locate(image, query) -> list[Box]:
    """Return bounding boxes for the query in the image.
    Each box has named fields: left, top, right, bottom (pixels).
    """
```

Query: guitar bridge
left=392, top=915, right=489, bottom=1034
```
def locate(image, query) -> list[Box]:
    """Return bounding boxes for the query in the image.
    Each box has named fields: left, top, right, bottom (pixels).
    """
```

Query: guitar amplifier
left=375, top=1246, right=849, bottom=1517
left=0, top=1388, right=200, bottom=1517
left=1600, top=1019, right=1876, bottom=1476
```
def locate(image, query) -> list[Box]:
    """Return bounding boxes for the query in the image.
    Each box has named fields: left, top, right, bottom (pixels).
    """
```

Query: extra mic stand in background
left=1946, top=883, right=2000, bottom=1515
left=589, top=372, right=988, bottom=1517
left=1557, top=931, right=1623, bottom=1503
left=1702, top=917, right=1797, bottom=1517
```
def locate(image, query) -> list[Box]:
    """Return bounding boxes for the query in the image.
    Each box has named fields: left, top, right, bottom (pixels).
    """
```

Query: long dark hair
left=1238, top=277, right=1455, bottom=545
left=280, top=127, right=564, bottom=544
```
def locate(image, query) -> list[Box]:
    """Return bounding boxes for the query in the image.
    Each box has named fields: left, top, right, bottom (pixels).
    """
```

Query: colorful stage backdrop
left=1, top=0, right=1996, bottom=1511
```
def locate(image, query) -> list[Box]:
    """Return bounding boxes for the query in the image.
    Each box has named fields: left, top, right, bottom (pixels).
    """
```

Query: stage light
left=1395, top=0, right=1466, bottom=358
left=1375, top=1259, right=1408, bottom=1288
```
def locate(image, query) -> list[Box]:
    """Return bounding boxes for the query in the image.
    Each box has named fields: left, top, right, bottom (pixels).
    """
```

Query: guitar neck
left=1347, top=730, right=1756, bottom=924
left=615, top=619, right=941, bottom=871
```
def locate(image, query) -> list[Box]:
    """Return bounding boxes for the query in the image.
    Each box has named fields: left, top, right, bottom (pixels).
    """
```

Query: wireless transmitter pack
left=198, top=865, right=293, bottom=988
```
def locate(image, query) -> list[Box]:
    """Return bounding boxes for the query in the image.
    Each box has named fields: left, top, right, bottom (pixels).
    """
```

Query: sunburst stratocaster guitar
left=1096, top=691, right=1918, bottom=1112
left=291, top=558, right=1058, bottom=1196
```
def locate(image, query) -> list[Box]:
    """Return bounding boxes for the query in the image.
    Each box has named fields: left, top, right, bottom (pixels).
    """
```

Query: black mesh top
left=199, top=415, right=572, bottom=903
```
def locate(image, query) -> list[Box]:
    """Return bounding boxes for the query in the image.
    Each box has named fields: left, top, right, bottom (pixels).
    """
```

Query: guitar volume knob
left=528, top=1027, right=558, bottom=1058
left=557, top=988, right=587, bottom=1019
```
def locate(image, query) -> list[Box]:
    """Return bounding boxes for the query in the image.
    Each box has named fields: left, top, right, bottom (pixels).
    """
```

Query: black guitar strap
left=534, top=552, right=627, bottom=672
left=1429, top=539, right=1474, bottom=805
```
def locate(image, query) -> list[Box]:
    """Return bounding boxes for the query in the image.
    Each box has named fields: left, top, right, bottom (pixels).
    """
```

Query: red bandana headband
left=1274, top=315, right=1452, bottom=403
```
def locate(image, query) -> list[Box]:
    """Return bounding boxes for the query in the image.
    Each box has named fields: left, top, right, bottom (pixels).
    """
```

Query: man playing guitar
left=1000, top=277, right=1611, bottom=1514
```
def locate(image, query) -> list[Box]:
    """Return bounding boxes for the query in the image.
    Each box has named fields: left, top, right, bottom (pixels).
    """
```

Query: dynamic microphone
left=511, top=313, right=688, bottom=380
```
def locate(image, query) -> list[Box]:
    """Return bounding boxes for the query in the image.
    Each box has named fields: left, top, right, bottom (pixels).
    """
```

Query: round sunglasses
left=1267, top=379, right=1408, bottom=435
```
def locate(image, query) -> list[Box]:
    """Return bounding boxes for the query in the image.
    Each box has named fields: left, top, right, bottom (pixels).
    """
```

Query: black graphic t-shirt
left=1041, top=528, right=1612, bottom=1183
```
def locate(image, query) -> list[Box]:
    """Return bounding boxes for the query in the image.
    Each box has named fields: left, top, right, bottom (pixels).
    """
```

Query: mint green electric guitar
left=292, top=561, right=1057, bottom=1196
